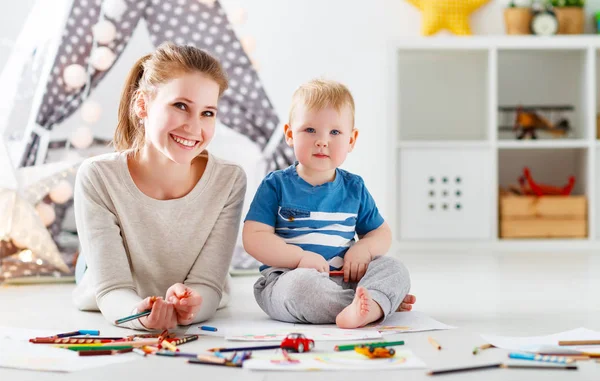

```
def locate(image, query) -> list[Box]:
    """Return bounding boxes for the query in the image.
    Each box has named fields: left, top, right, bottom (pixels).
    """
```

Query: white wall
left=3, top=0, right=600, bottom=218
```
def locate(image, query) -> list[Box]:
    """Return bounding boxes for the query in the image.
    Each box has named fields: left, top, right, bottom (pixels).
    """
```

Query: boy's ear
left=284, top=124, right=294, bottom=147
left=348, top=128, right=359, bottom=152
left=133, top=90, right=148, bottom=118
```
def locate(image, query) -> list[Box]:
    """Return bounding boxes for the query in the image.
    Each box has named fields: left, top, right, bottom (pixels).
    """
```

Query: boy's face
left=136, top=71, right=220, bottom=164
left=285, top=103, right=358, bottom=173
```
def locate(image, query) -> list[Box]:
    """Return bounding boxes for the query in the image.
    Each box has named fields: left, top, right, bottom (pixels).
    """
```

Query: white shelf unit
left=389, top=36, right=600, bottom=252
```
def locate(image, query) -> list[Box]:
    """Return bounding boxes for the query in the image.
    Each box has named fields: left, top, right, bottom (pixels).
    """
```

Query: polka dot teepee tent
left=19, top=0, right=294, bottom=171
left=2, top=0, right=295, bottom=278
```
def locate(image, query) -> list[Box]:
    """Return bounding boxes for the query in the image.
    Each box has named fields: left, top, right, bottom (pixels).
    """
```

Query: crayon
left=200, top=326, right=218, bottom=332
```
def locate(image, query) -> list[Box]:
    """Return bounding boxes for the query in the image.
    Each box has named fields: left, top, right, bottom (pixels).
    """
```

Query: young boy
left=242, top=79, right=412, bottom=328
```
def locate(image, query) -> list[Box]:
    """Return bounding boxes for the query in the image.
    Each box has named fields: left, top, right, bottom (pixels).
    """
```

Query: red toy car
left=280, top=333, right=314, bottom=353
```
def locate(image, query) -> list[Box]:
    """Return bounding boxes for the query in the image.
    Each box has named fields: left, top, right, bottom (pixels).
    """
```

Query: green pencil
left=65, top=345, right=135, bottom=351
left=334, top=340, right=405, bottom=352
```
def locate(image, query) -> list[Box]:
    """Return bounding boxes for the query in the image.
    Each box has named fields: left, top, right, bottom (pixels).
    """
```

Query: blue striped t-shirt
left=244, top=163, right=385, bottom=271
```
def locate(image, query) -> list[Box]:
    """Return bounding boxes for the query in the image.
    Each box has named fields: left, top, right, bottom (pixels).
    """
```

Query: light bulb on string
left=63, top=64, right=87, bottom=90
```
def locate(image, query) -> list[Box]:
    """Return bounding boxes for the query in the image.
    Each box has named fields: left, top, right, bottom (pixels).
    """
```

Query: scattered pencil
left=114, top=310, right=151, bottom=325
left=559, top=340, right=600, bottom=346
left=54, top=330, right=99, bottom=338
left=168, top=335, right=199, bottom=346
left=473, top=343, right=494, bottom=355
left=159, top=339, right=179, bottom=352
left=427, top=363, right=503, bottom=375
left=501, top=364, right=578, bottom=370
left=188, top=358, right=242, bottom=367
left=334, top=340, right=405, bottom=352
left=30, top=338, right=114, bottom=344
left=155, top=351, right=199, bottom=359
left=209, top=344, right=281, bottom=352
left=508, top=352, right=573, bottom=364
left=428, top=336, right=442, bottom=351
left=78, top=348, right=133, bottom=356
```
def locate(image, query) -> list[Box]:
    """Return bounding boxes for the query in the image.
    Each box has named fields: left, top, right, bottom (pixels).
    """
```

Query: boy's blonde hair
left=289, top=79, right=355, bottom=128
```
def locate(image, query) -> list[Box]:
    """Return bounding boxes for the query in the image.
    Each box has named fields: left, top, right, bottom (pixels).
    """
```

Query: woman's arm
left=73, top=161, right=147, bottom=330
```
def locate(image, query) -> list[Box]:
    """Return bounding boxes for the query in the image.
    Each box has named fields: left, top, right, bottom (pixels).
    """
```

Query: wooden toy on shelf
left=498, top=105, right=572, bottom=139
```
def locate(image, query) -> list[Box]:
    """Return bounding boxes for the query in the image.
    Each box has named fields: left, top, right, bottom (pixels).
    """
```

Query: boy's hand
left=135, top=297, right=178, bottom=330
left=297, top=251, right=329, bottom=272
left=342, top=244, right=372, bottom=282
left=166, top=283, right=203, bottom=326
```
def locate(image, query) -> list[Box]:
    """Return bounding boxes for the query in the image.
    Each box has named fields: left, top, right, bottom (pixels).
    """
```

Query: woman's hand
left=135, top=296, right=178, bottom=330
left=166, top=283, right=203, bottom=326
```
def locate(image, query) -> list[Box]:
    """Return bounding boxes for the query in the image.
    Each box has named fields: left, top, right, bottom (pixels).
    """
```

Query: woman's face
left=141, top=71, right=220, bottom=164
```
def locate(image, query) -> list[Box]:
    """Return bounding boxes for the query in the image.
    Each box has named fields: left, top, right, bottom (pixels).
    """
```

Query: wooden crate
left=499, top=195, right=587, bottom=239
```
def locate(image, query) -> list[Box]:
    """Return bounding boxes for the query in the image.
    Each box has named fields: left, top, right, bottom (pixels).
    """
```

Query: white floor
left=1, top=250, right=600, bottom=380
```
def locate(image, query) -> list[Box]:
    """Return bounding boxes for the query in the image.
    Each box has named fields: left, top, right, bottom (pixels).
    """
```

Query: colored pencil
left=188, top=358, right=242, bottom=367
left=428, top=337, right=442, bottom=350
left=114, top=310, right=151, bottom=324
left=168, top=335, right=199, bottom=346
left=329, top=270, right=344, bottom=276
left=159, top=338, right=179, bottom=352
left=52, top=330, right=99, bottom=338
left=473, top=343, right=493, bottom=355
left=200, top=326, right=218, bottom=332
left=508, top=352, right=573, bottom=364
left=427, top=363, right=503, bottom=375
left=559, top=340, right=600, bottom=346
left=208, top=344, right=281, bottom=352
left=57, top=339, right=158, bottom=350
left=78, top=348, right=133, bottom=356
left=501, top=364, right=578, bottom=370
left=334, top=340, right=405, bottom=352
left=65, top=345, right=135, bottom=351
left=30, top=338, right=115, bottom=344
left=155, top=351, right=199, bottom=359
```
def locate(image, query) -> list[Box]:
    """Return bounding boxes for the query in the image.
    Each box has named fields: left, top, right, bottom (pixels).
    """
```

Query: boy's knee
left=371, top=256, right=411, bottom=287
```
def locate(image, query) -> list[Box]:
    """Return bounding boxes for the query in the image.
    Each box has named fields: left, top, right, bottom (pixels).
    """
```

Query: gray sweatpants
left=253, top=255, right=411, bottom=324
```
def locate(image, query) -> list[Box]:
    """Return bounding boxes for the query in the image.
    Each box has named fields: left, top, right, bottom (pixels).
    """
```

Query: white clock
left=530, top=10, right=559, bottom=36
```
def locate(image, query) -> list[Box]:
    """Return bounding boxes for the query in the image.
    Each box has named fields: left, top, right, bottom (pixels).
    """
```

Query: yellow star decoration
left=406, top=0, right=491, bottom=36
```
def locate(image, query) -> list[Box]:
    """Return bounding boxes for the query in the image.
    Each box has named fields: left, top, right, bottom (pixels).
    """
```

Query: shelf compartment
left=397, top=49, right=488, bottom=141
left=498, top=148, right=588, bottom=196
left=498, top=49, right=588, bottom=141
left=498, top=148, right=589, bottom=239
left=397, top=147, right=492, bottom=240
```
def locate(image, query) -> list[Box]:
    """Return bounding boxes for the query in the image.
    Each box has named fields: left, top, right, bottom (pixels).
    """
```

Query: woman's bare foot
left=336, top=287, right=383, bottom=328
left=397, top=294, right=416, bottom=312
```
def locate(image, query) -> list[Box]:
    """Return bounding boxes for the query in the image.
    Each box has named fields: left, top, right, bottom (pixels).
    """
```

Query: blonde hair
left=113, top=42, right=229, bottom=152
left=288, top=79, right=355, bottom=127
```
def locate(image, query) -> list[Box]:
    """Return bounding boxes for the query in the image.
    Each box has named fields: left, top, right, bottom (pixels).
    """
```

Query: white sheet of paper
left=0, top=326, right=136, bottom=372
left=243, top=349, right=426, bottom=371
left=368, top=311, right=456, bottom=334
left=481, top=327, right=600, bottom=354
left=186, top=318, right=382, bottom=341
left=186, top=311, right=453, bottom=341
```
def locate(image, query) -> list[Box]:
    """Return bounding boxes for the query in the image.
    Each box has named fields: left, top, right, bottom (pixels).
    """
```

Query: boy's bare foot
left=396, top=294, right=417, bottom=312
left=336, top=287, right=383, bottom=329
